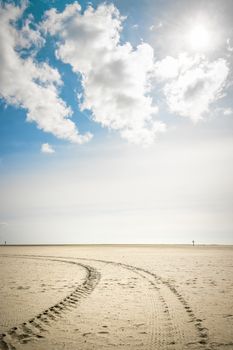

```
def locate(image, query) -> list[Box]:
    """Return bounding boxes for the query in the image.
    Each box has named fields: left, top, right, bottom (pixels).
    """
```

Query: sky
left=0, top=0, right=233, bottom=244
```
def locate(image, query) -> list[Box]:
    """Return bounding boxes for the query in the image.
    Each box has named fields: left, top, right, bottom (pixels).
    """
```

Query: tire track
left=73, top=256, right=211, bottom=349
left=112, top=264, right=202, bottom=349
left=0, top=254, right=211, bottom=349
left=117, top=266, right=173, bottom=349
left=0, top=257, right=100, bottom=350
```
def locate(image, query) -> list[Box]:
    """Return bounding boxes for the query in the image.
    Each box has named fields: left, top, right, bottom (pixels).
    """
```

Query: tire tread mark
left=1, top=253, right=211, bottom=349
left=73, top=256, right=211, bottom=349
left=0, top=257, right=100, bottom=350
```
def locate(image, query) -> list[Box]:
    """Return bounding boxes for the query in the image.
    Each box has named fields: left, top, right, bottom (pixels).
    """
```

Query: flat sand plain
left=0, top=245, right=232, bottom=350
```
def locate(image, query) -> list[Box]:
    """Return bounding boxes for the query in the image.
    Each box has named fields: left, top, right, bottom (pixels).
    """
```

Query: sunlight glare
left=189, top=24, right=210, bottom=51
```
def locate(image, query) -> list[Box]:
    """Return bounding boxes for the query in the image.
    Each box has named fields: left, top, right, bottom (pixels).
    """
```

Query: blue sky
left=0, top=0, right=233, bottom=244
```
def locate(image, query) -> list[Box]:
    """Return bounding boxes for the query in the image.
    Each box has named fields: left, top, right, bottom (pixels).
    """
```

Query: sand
left=0, top=245, right=232, bottom=350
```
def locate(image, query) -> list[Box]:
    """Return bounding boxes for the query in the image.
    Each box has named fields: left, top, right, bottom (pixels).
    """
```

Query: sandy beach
left=0, top=245, right=232, bottom=350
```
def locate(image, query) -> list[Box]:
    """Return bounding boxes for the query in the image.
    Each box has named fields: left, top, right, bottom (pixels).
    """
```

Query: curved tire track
left=1, top=254, right=211, bottom=349
left=0, top=256, right=100, bottom=350
left=73, top=256, right=211, bottom=349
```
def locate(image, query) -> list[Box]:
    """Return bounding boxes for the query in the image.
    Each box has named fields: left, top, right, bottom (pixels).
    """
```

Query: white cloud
left=1, top=2, right=231, bottom=147
left=154, top=54, right=229, bottom=121
left=16, top=16, right=45, bottom=53
left=41, top=143, right=55, bottom=154
left=149, top=22, right=163, bottom=31
left=42, top=2, right=165, bottom=145
left=154, top=56, right=179, bottom=80
left=0, top=2, right=91, bottom=144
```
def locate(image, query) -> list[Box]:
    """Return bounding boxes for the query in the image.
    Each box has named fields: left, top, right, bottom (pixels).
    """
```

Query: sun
left=188, top=24, right=210, bottom=51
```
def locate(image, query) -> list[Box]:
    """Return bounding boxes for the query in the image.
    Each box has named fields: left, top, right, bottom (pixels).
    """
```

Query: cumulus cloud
left=154, top=56, right=179, bottom=80
left=42, top=2, right=165, bottom=145
left=1, top=2, right=231, bottom=146
left=0, top=2, right=91, bottom=144
left=41, top=143, right=55, bottom=154
left=154, top=54, right=229, bottom=121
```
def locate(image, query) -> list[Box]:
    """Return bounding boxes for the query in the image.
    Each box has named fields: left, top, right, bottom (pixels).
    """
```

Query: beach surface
left=0, top=245, right=232, bottom=350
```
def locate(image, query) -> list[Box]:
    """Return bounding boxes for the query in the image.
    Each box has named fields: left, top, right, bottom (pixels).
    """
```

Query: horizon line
left=1, top=243, right=233, bottom=247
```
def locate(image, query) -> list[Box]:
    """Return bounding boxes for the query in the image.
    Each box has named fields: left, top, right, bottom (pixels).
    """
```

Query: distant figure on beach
left=192, top=240, right=195, bottom=246
left=5, top=241, right=6, bottom=245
